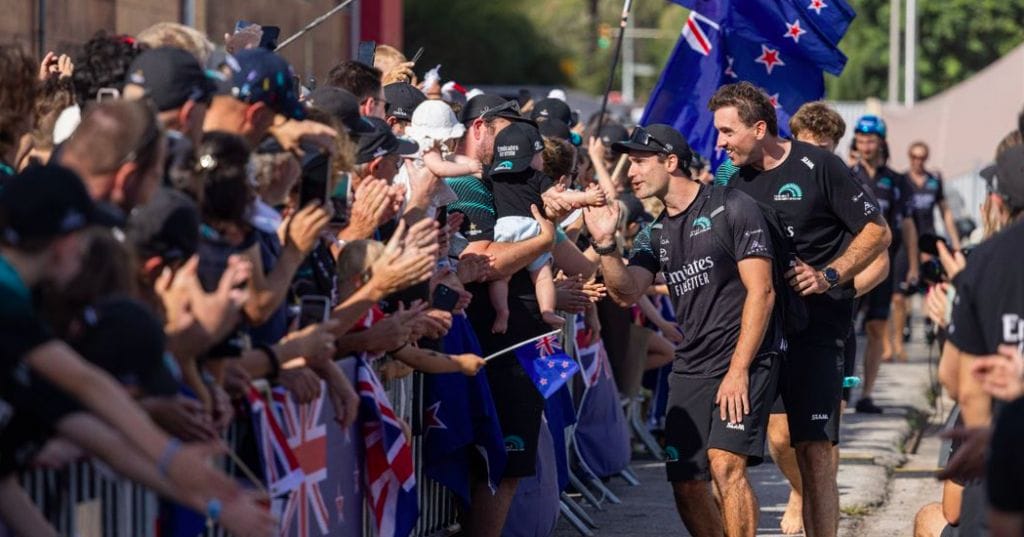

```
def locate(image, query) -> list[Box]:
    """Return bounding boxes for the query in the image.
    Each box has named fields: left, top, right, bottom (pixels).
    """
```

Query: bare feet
left=780, top=493, right=804, bottom=535
left=541, top=311, right=565, bottom=329
left=492, top=310, right=509, bottom=334
left=893, top=346, right=908, bottom=362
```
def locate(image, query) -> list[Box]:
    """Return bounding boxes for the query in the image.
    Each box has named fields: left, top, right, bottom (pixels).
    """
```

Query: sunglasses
left=909, top=153, right=928, bottom=160
left=480, top=99, right=521, bottom=118
left=628, top=126, right=672, bottom=154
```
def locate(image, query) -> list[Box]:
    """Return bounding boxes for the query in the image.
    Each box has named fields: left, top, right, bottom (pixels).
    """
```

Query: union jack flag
left=273, top=387, right=331, bottom=537
left=357, top=357, right=418, bottom=537
left=247, top=386, right=304, bottom=500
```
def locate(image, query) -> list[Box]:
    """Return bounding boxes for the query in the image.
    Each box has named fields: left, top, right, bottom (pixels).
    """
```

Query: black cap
left=126, top=47, right=216, bottom=111
left=460, top=94, right=536, bottom=126
left=994, top=144, right=1024, bottom=210
left=356, top=117, right=419, bottom=164
left=73, top=297, right=178, bottom=397
left=307, top=86, right=375, bottom=136
left=383, top=82, right=426, bottom=122
left=538, top=119, right=582, bottom=147
left=491, top=122, right=545, bottom=175
left=0, top=165, right=117, bottom=246
left=598, top=122, right=629, bottom=147
left=612, top=123, right=693, bottom=167
left=126, top=187, right=200, bottom=262
left=530, top=98, right=575, bottom=127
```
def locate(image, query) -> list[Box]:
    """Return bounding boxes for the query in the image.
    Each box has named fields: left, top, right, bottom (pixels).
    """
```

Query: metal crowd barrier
left=16, top=363, right=460, bottom=537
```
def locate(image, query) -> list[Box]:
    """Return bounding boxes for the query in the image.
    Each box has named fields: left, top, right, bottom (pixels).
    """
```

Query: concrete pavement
left=554, top=331, right=949, bottom=536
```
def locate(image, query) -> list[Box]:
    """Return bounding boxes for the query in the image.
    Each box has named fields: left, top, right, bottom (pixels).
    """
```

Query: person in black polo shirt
left=584, top=124, right=782, bottom=537
left=850, top=115, right=920, bottom=413
left=709, top=82, right=891, bottom=537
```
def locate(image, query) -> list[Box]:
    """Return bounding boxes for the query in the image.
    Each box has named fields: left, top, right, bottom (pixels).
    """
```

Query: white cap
left=547, top=89, right=567, bottom=102
left=465, top=88, right=484, bottom=101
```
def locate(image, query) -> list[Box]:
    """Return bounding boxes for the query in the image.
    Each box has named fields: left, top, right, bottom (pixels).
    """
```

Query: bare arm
left=938, top=340, right=961, bottom=399
left=597, top=253, right=653, bottom=307
left=731, top=257, right=775, bottom=369
left=552, top=239, right=598, bottom=280
left=0, top=476, right=57, bottom=537
left=956, top=348, right=992, bottom=427
left=853, top=250, right=890, bottom=297
left=902, top=217, right=921, bottom=282
left=460, top=205, right=556, bottom=280
left=939, top=200, right=962, bottom=251
left=423, top=151, right=480, bottom=178
left=242, top=242, right=303, bottom=326
left=832, top=219, right=892, bottom=285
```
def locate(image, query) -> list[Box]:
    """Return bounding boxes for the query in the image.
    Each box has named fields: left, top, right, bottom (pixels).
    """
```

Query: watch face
left=824, top=268, right=840, bottom=283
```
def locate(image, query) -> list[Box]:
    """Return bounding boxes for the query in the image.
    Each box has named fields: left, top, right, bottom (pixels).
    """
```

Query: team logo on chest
left=689, top=216, right=712, bottom=237
left=774, top=182, right=803, bottom=201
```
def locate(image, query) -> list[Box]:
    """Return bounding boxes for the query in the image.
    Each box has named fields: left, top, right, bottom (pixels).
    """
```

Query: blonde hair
left=136, top=23, right=214, bottom=65
left=336, top=240, right=385, bottom=292
left=789, top=101, right=846, bottom=145
left=373, top=44, right=407, bottom=74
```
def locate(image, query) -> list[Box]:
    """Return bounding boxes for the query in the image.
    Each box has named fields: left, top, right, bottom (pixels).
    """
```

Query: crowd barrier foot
left=617, top=467, right=641, bottom=486
left=588, top=477, right=621, bottom=505
left=561, top=492, right=598, bottom=529
left=627, top=399, right=665, bottom=460
left=569, top=472, right=606, bottom=510
left=560, top=500, right=596, bottom=536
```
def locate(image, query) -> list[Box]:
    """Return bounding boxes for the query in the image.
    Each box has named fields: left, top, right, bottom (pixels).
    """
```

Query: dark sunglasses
left=481, top=99, right=521, bottom=118
left=628, top=126, right=671, bottom=154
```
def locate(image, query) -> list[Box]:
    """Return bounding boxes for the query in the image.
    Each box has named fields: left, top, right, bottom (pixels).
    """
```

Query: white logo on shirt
left=863, top=202, right=878, bottom=215
left=725, top=421, right=746, bottom=431
left=811, top=413, right=829, bottom=421
left=801, top=156, right=815, bottom=169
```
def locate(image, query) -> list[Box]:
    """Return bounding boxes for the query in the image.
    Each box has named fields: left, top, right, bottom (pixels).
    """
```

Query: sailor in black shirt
left=710, top=82, right=891, bottom=537
left=586, top=124, right=780, bottom=536
left=849, top=116, right=919, bottom=413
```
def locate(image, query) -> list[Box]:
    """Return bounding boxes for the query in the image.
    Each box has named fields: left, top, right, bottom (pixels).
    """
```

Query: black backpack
left=702, top=186, right=809, bottom=336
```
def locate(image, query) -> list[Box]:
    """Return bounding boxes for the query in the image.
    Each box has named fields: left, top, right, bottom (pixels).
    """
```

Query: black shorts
left=780, top=338, right=844, bottom=445
left=842, top=330, right=857, bottom=402
left=663, top=354, right=779, bottom=482
left=485, top=353, right=545, bottom=478
left=862, top=274, right=894, bottom=321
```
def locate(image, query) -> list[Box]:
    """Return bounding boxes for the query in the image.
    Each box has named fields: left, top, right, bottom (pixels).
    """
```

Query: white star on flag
left=724, top=55, right=738, bottom=78
left=768, top=93, right=781, bottom=109
left=784, top=20, right=807, bottom=43
left=808, top=0, right=827, bottom=15
left=755, top=44, right=785, bottom=75
left=539, top=378, right=549, bottom=386
left=561, top=360, right=570, bottom=369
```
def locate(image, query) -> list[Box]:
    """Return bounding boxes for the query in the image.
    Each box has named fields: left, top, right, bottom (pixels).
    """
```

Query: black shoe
left=856, top=398, right=883, bottom=414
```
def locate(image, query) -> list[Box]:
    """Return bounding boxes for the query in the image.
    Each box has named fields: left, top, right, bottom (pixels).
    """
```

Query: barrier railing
left=16, top=361, right=460, bottom=537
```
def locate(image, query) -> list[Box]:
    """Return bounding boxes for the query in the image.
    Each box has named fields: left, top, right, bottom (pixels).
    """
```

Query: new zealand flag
left=422, top=314, right=507, bottom=503
left=512, top=332, right=580, bottom=399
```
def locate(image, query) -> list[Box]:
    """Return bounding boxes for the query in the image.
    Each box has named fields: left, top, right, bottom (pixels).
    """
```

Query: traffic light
left=598, top=23, right=611, bottom=49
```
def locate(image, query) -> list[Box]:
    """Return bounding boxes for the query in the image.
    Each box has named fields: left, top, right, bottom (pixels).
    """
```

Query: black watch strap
left=591, top=240, right=618, bottom=256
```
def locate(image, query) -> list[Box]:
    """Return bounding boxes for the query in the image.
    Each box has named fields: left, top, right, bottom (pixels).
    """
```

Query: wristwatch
left=591, top=239, right=618, bottom=256
left=822, top=267, right=840, bottom=289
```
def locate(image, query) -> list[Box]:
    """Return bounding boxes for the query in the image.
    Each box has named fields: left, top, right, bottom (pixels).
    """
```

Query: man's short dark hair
left=326, top=60, right=382, bottom=102
left=707, top=81, right=778, bottom=136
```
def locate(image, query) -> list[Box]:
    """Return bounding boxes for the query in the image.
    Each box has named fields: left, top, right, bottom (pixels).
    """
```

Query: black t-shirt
left=988, top=395, right=1024, bottom=513
left=452, top=176, right=548, bottom=355
left=730, top=140, right=881, bottom=341
left=487, top=169, right=552, bottom=220
left=851, top=163, right=911, bottom=253
left=906, top=172, right=945, bottom=237
left=949, top=219, right=1024, bottom=356
left=628, top=184, right=782, bottom=377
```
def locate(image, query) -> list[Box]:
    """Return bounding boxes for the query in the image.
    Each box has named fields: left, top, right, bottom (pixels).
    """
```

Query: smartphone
left=918, top=233, right=949, bottom=257
left=410, top=46, right=425, bottom=65
left=432, top=283, right=460, bottom=312
left=299, top=295, right=330, bottom=328
left=356, top=40, right=377, bottom=67
left=329, top=195, right=348, bottom=226
left=299, top=151, right=331, bottom=207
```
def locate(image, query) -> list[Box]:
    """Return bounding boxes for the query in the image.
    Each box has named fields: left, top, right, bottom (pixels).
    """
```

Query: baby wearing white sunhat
left=405, top=100, right=484, bottom=179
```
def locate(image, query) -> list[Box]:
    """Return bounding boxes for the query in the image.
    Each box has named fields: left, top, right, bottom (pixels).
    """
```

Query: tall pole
left=888, top=0, right=901, bottom=105
left=596, top=0, right=634, bottom=133
left=622, top=16, right=635, bottom=104
left=904, top=0, right=917, bottom=106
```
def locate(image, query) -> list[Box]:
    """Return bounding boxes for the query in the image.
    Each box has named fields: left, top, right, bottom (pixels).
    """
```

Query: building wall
left=0, top=0, right=386, bottom=82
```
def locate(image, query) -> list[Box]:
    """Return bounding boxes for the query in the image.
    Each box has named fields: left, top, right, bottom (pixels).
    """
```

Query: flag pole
left=276, top=0, right=356, bottom=51
left=483, top=329, right=562, bottom=362
left=595, top=0, right=635, bottom=134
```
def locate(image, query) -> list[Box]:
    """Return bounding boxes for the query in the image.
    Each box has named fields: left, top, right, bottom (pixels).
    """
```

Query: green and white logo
left=774, top=182, right=803, bottom=201
left=665, top=446, right=680, bottom=462
left=689, top=216, right=712, bottom=237
left=504, top=435, right=526, bottom=452
left=494, top=161, right=514, bottom=171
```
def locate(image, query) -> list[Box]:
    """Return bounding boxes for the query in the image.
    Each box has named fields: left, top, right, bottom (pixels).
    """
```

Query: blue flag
left=544, top=385, right=577, bottom=492
left=642, top=4, right=850, bottom=167
left=423, top=314, right=507, bottom=503
left=668, top=0, right=855, bottom=74
left=573, top=332, right=631, bottom=479
left=512, top=331, right=580, bottom=399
